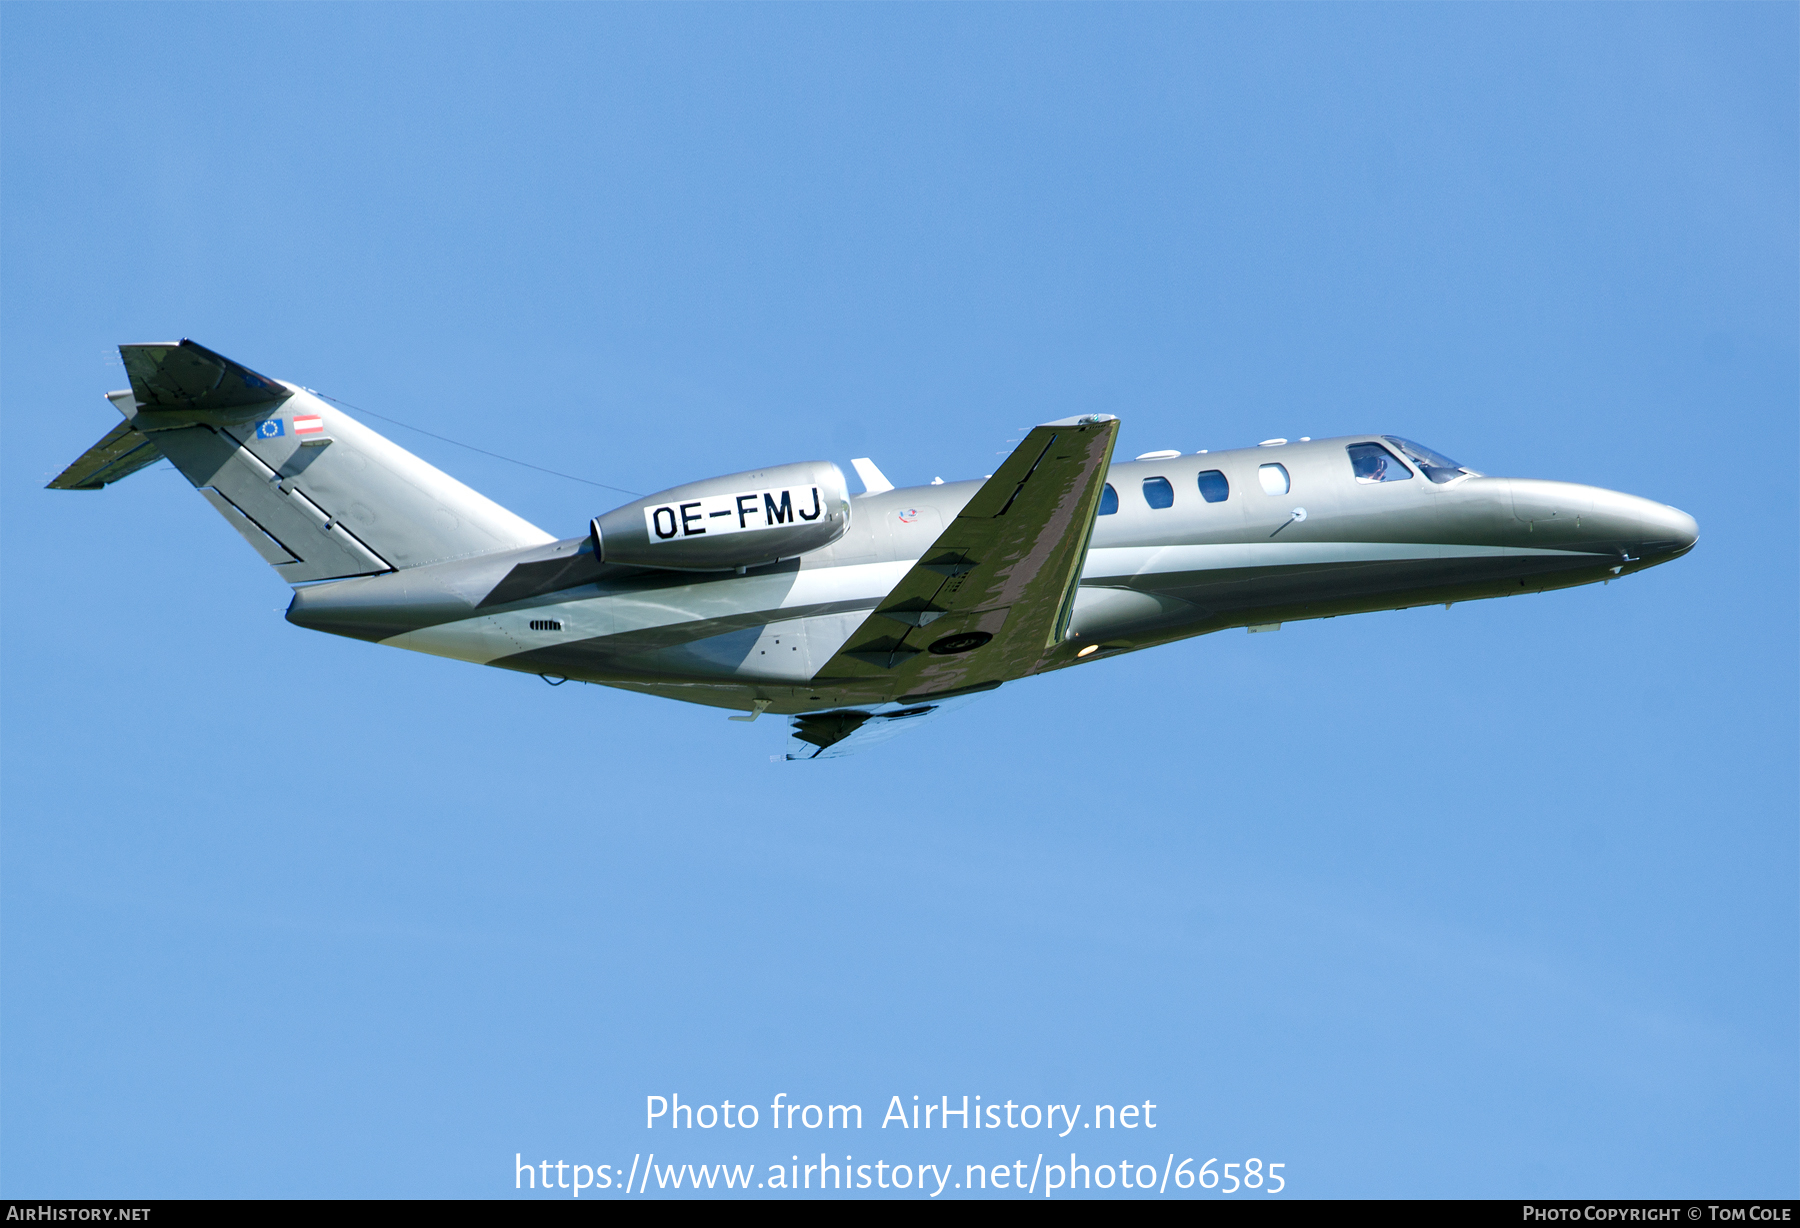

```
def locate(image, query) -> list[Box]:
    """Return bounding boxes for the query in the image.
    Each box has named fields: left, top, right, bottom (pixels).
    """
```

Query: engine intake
left=590, top=460, right=851, bottom=572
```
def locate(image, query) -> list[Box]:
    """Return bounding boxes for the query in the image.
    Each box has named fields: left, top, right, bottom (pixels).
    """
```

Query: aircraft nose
left=1592, top=488, right=1699, bottom=560
left=1648, top=503, right=1699, bottom=555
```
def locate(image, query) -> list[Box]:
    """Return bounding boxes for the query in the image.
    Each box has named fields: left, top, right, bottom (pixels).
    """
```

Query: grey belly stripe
left=492, top=596, right=879, bottom=663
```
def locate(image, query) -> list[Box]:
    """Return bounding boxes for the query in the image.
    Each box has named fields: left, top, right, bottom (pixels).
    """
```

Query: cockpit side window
left=1143, top=477, right=1174, bottom=509
left=1197, top=470, right=1229, bottom=503
left=1099, top=483, right=1119, bottom=515
left=1383, top=436, right=1474, bottom=484
left=1348, top=443, right=1412, bottom=483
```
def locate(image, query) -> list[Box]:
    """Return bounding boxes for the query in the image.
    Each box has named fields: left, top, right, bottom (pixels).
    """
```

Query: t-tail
left=48, top=340, right=553, bottom=581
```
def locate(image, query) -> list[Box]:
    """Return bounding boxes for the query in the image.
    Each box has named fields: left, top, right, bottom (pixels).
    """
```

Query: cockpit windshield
left=1383, top=436, right=1477, bottom=484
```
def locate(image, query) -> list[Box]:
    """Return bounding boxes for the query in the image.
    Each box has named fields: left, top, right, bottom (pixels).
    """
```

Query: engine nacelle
left=590, top=460, right=851, bottom=572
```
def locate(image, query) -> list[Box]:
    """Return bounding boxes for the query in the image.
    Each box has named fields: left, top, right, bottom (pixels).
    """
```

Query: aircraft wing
left=812, top=413, right=1119, bottom=699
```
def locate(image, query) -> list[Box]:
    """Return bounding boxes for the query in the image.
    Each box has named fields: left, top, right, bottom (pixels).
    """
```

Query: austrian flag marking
left=293, top=415, right=324, bottom=435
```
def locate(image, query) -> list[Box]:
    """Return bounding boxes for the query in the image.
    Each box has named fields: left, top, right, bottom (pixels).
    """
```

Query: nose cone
left=1590, top=487, right=1699, bottom=562
left=1643, top=502, right=1699, bottom=557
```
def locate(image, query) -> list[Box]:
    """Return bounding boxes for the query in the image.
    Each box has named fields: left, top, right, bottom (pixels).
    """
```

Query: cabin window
left=529, top=619, right=563, bottom=632
left=1197, top=470, right=1229, bottom=503
left=1258, top=463, right=1290, bottom=496
left=1142, top=477, right=1174, bottom=509
left=1348, top=443, right=1411, bottom=483
left=1099, top=483, right=1119, bottom=515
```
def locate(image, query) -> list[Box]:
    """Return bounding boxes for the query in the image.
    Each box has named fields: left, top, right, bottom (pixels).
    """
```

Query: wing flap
left=814, top=414, right=1118, bottom=695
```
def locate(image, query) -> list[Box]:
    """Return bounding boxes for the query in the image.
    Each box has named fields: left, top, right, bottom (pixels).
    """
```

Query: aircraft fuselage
left=286, top=433, right=1698, bottom=715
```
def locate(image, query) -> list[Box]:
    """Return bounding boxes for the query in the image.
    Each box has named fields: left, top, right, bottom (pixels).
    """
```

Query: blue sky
left=2, top=2, right=1793, bottom=1199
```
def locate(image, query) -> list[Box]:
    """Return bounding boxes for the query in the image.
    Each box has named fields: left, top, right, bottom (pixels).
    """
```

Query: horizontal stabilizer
left=47, top=420, right=163, bottom=490
left=121, top=339, right=291, bottom=416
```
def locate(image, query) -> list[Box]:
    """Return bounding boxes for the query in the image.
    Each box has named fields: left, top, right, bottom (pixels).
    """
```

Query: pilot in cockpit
left=1350, top=443, right=1405, bottom=483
